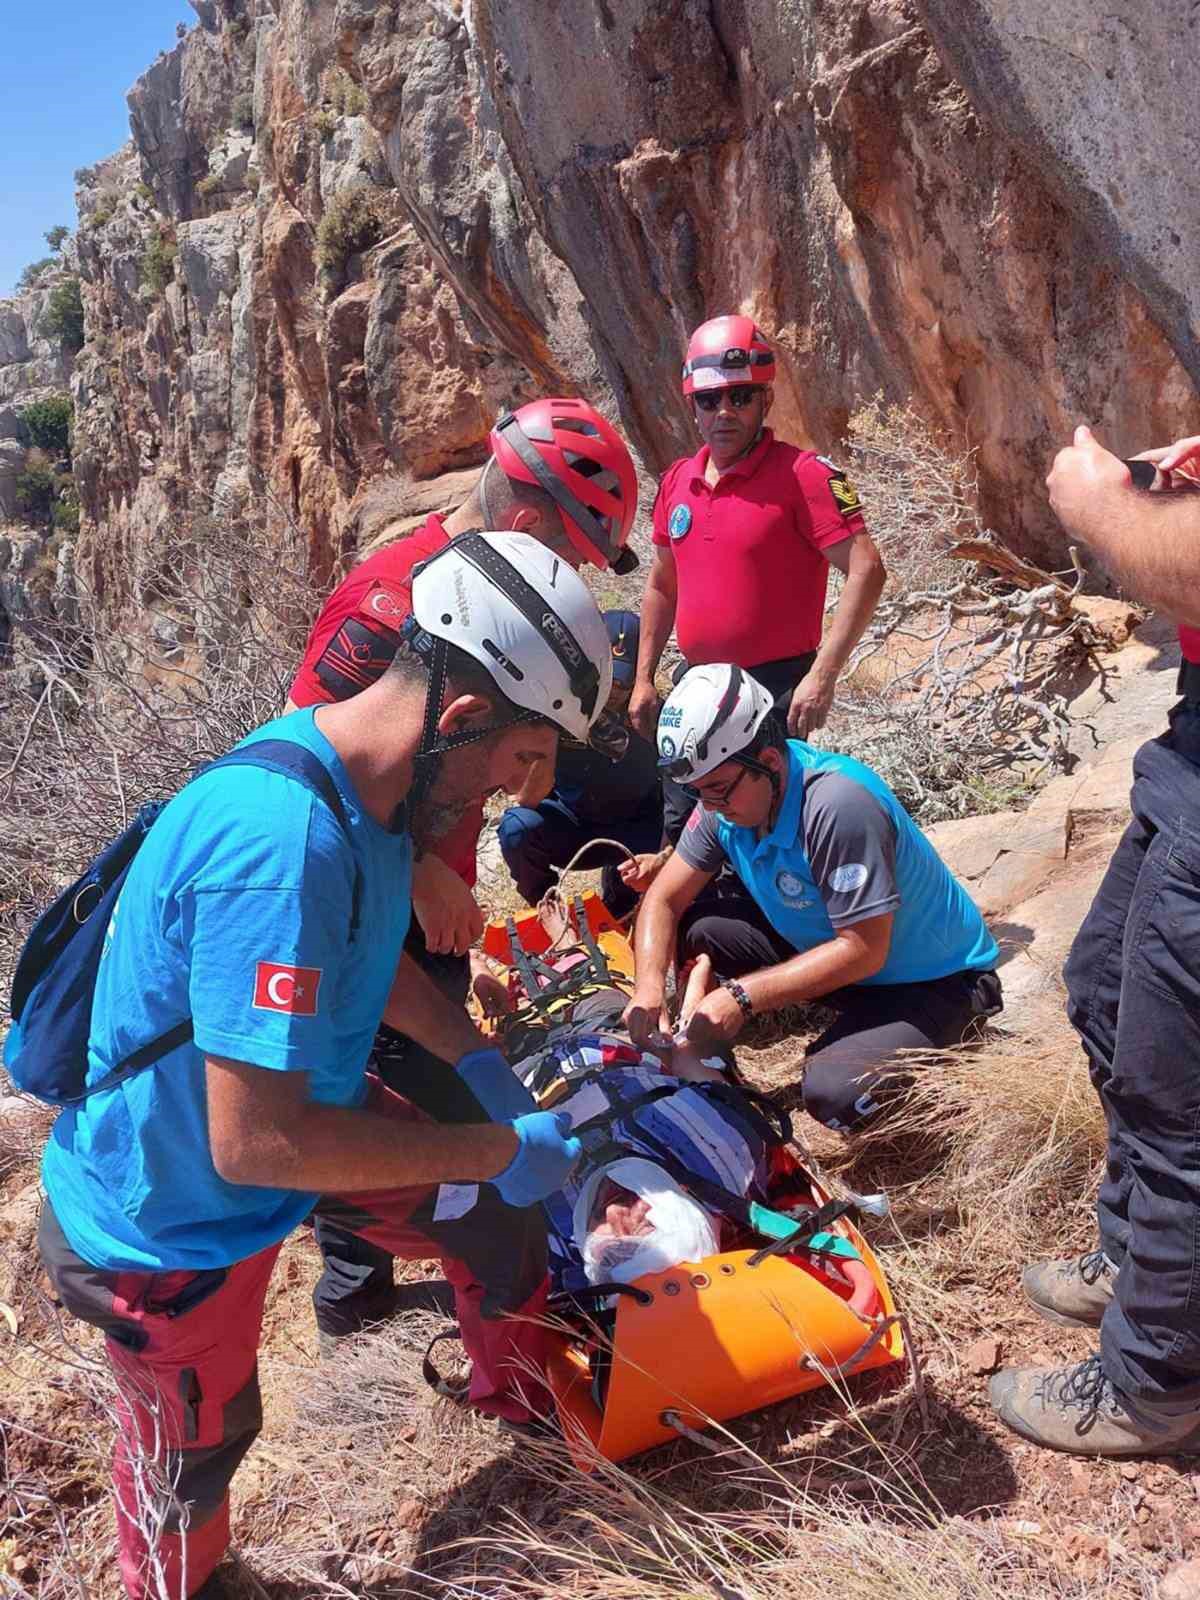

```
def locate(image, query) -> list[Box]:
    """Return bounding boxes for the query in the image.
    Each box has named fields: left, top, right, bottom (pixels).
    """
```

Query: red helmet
left=489, top=398, right=640, bottom=574
left=681, top=314, right=776, bottom=396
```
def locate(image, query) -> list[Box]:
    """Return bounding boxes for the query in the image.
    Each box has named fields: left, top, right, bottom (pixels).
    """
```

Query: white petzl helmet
left=409, top=530, right=615, bottom=746
left=656, top=663, right=774, bottom=784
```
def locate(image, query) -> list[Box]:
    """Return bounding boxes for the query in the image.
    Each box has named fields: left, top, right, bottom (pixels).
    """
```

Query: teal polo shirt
left=676, top=741, right=998, bottom=985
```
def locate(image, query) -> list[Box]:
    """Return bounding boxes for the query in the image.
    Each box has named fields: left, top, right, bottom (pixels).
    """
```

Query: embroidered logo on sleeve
left=253, top=962, right=323, bottom=1015
left=829, top=862, right=869, bottom=892
left=364, top=579, right=410, bottom=625
left=313, top=615, right=400, bottom=699
left=826, top=472, right=862, bottom=517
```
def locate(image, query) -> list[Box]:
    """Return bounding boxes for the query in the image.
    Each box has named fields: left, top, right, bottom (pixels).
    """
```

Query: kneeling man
left=625, top=665, right=1002, bottom=1129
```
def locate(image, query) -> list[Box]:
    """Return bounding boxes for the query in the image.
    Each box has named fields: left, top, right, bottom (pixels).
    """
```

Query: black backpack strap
left=206, top=740, right=364, bottom=937
left=61, top=739, right=371, bottom=1106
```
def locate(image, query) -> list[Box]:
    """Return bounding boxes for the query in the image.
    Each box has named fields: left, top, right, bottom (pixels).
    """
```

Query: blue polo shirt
left=676, top=741, right=997, bottom=985
left=42, top=709, right=412, bottom=1273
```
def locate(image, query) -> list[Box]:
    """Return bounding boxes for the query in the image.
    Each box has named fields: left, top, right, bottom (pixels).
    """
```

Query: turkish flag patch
left=362, top=580, right=410, bottom=627
left=253, top=962, right=323, bottom=1016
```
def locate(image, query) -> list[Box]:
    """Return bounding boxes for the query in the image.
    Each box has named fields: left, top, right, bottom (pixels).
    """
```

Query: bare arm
left=623, top=850, right=715, bottom=1044
left=629, top=547, right=679, bottom=739
left=381, top=949, right=485, bottom=1064
left=1047, top=426, right=1200, bottom=628
left=789, top=532, right=887, bottom=737
left=411, top=853, right=484, bottom=957
left=206, top=1055, right=516, bottom=1190
left=685, top=914, right=894, bottom=1047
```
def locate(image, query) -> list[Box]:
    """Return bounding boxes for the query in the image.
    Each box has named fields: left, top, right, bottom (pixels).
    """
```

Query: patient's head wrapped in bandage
left=573, top=1155, right=724, bottom=1286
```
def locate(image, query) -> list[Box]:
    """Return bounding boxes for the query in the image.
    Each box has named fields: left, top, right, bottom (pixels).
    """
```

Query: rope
left=554, top=837, right=639, bottom=879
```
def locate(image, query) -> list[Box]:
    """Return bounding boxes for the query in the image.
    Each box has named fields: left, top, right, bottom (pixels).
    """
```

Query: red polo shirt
left=1181, top=626, right=1200, bottom=664
left=289, top=514, right=483, bottom=885
left=651, top=430, right=868, bottom=667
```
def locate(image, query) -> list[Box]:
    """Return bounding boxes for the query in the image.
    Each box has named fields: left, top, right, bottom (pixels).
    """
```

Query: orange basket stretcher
left=481, top=894, right=907, bottom=1470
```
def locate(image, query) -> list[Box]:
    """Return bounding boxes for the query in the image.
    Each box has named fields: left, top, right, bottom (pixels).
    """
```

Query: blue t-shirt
left=42, top=709, right=412, bottom=1273
left=676, top=741, right=997, bottom=985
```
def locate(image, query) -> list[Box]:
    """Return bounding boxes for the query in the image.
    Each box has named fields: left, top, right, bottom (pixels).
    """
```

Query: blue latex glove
left=456, top=1045, right=536, bottom=1121
left=491, top=1112, right=582, bottom=1208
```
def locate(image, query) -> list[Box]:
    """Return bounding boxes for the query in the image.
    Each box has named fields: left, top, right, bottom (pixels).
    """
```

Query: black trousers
left=311, top=920, right=476, bottom=1336
left=678, top=895, right=1001, bottom=1129
left=1063, top=701, right=1200, bottom=1410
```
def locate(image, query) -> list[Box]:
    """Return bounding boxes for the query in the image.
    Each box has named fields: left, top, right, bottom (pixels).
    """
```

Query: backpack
left=3, top=739, right=362, bottom=1107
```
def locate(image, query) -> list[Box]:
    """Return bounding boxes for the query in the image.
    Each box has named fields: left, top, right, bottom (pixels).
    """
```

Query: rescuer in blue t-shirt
left=624, top=664, right=1002, bottom=1132
left=36, top=534, right=617, bottom=1600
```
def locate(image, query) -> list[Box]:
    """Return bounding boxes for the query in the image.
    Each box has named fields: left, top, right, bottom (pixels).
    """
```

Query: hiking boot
left=1022, top=1248, right=1116, bottom=1329
left=990, top=1353, right=1200, bottom=1457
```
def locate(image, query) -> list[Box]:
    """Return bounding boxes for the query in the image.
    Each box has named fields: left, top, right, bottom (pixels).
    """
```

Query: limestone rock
left=923, top=812, right=1016, bottom=884
left=13, top=0, right=1197, bottom=638
left=914, top=0, right=1200, bottom=390
left=992, top=858, right=1110, bottom=1014
left=1159, top=1560, right=1200, bottom=1600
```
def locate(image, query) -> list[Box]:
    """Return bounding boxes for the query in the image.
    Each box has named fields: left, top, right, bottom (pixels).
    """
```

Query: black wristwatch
left=721, top=978, right=754, bottom=1018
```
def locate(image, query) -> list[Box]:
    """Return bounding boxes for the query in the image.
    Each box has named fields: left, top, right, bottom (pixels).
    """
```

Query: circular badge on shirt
left=668, top=503, right=692, bottom=541
left=829, top=862, right=869, bottom=892
left=775, top=869, right=812, bottom=909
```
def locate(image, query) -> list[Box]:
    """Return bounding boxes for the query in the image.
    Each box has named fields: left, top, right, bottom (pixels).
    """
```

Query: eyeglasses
left=694, top=386, right=761, bottom=413
left=682, top=765, right=751, bottom=807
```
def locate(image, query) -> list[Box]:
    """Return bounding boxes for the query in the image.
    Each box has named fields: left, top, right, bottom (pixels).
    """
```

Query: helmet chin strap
left=734, top=750, right=782, bottom=823
left=478, top=455, right=498, bottom=530
left=404, top=617, right=536, bottom=823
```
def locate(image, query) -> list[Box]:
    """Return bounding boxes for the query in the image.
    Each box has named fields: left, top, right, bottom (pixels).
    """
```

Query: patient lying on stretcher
left=470, top=891, right=880, bottom=1319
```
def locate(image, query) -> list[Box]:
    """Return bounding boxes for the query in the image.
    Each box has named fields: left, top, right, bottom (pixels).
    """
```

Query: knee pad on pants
left=801, top=1058, right=883, bottom=1131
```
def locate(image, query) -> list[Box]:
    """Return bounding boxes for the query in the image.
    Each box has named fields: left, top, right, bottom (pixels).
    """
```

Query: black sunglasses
left=694, top=386, right=761, bottom=413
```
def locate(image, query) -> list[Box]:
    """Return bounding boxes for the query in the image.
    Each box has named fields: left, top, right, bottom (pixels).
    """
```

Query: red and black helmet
left=489, top=398, right=640, bottom=574
left=681, top=314, right=776, bottom=397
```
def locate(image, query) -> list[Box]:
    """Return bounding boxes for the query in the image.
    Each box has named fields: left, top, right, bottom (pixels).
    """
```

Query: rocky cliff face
left=0, top=273, right=77, bottom=658
left=9, top=0, right=1198, bottom=630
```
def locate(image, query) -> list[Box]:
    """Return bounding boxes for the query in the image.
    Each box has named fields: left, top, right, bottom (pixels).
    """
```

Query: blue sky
left=1, top=2, right=195, bottom=298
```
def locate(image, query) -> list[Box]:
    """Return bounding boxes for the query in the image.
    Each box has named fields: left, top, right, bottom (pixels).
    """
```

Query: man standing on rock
left=628, top=314, right=886, bottom=758
left=39, top=533, right=614, bottom=1600
left=285, top=398, right=640, bottom=1347
left=991, top=426, right=1200, bottom=1458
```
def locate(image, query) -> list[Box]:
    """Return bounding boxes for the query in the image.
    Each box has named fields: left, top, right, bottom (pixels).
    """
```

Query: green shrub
left=326, top=67, right=367, bottom=117
left=231, top=90, right=254, bottom=129
left=44, top=279, right=85, bottom=351
left=17, top=258, right=55, bottom=290
left=134, top=181, right=156, bottom=207
left=18, top=395, right=73, bottom=456
left=140, top=227, right=178, bottom=295
left=311, top=108, right=339, bottom=141
left=74, top=163, right=99, bottom=187
left=52, top=494, right=81, bottom=535
left=15, top=463, right=56, bottom=525
left=197, top=173, right=221, bottom=198
left=44, top=225, right=70, bottom=254
left=316, top=186, right=384, bottom=279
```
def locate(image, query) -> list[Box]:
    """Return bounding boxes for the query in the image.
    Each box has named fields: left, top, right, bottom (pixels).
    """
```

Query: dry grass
left=0, top=992, right=1179, bottom=1600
